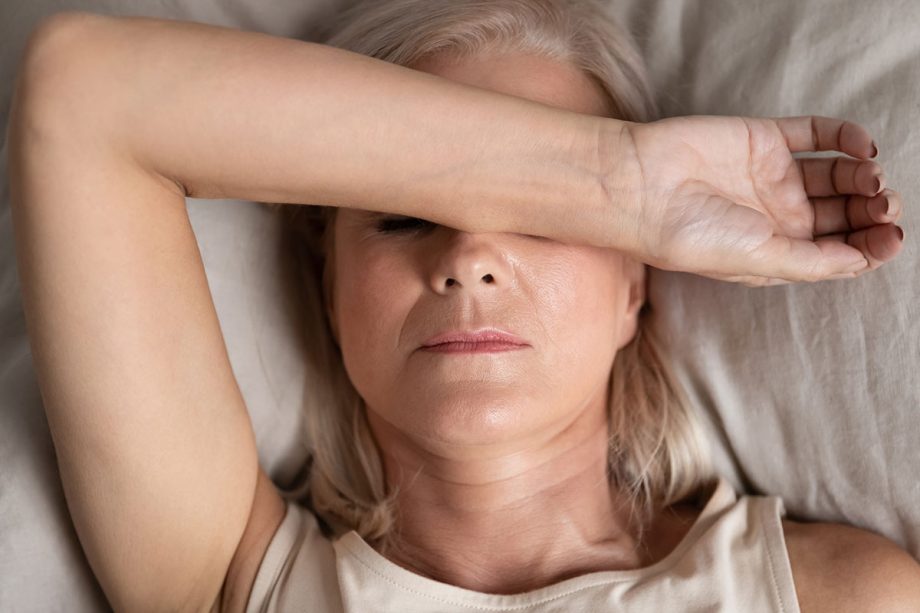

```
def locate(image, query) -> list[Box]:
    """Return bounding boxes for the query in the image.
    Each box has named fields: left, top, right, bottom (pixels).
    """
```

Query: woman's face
left=328, top=51, right=646, bottom=457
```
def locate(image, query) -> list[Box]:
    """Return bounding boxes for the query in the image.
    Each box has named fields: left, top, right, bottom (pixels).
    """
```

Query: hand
left=621, top=115, right=904, bottom=286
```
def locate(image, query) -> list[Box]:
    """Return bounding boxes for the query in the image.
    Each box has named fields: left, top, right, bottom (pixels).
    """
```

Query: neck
left=366, top=392, right=656, bottom=594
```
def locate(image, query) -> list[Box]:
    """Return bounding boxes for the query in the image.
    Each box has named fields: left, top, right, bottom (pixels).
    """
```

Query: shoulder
left=781, top=518, right=920, bottom=613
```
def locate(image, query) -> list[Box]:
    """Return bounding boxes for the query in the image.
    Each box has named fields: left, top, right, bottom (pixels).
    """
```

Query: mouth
left=419, top=340, right=529, bottom=354
left=418, top=328, right=530, bottom=354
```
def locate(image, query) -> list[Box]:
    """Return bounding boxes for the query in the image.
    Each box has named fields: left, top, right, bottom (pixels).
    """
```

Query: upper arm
left=217, top=468, right=288, bottom=613
left=9, top=12, right=276, bottom=612
left=783, top=519, right=920, bottom=612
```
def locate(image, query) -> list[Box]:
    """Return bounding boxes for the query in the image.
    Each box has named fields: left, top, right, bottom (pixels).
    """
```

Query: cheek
left=333, top=247, right=416, bottom=395
left=533, top=253, right=625, bottom=416
left=530, top=251, right=624, bottom=370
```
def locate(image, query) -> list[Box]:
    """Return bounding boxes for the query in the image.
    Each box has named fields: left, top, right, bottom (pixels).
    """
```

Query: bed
left=0, top=0, right=916, bottom=609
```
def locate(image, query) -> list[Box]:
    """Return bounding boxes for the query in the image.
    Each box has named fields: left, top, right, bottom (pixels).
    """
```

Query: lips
left=420, top=328, right=529, bottom=349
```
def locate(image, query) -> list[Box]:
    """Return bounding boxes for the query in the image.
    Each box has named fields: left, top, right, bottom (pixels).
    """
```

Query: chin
left=391, top=388, right=549, bottom=453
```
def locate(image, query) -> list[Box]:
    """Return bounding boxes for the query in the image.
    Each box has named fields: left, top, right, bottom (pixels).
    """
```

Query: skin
left=326, top=50, right=696, bottom=594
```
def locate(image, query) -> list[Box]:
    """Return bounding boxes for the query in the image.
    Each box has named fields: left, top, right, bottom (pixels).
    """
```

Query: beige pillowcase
left=606, top=0, right=919, bottom=558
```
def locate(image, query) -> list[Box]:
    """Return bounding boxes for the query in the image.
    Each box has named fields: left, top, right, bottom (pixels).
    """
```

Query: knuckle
left=864, top=160, right=883, bottom=176
left=802, top=268, right=822, bottom=283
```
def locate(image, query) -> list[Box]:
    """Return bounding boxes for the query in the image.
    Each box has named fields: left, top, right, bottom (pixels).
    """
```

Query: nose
left=429, top=230, right=514, bottom=294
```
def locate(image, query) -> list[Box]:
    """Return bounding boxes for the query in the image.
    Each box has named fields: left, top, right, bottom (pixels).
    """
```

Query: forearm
left=20, top=10, right=635, bottom=245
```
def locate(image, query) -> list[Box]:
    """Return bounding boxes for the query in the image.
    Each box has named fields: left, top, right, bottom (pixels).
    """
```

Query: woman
left=7, top=0, right=915, bottom=611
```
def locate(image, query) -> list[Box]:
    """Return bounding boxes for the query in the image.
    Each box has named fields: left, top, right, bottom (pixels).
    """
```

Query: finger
left=773, top=116, right=877, bottom=159
left=714, top=221, right=904, bottom=285
left=796, top=157, right=884, bottom=197
left=813, top=189, right=902, bottom=235
left=817, top=223, right=904, bottom=270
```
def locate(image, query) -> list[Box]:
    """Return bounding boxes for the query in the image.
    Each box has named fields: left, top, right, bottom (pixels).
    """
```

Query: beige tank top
left=244, top=476, right=800, bottom=612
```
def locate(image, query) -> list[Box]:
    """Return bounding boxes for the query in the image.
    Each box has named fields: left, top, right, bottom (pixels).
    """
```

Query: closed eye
left=373, top=214, right=547, bottom=241
left=374, top=215, right=437, bottom=234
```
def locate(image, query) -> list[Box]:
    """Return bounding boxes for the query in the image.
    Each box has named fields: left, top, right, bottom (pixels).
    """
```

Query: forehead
left=410, top=50, right=613, bottom=117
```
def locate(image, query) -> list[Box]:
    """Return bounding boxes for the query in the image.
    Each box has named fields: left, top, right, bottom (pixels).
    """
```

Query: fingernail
left=874, top=174, right=886, bottom=194
left=886, top=195, right=897, bottom=217
left=871, top=141, right=878, bottom=158
left=896, top=225, right=904, bottom=241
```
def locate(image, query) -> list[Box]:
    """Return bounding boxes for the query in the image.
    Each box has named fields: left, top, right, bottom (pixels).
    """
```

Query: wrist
left=466, top=111, right=642, bottom=251
left=395, top=98, right=632, bottom=248
left=589, top=118, right=644, bottom=252
left=462, top=109, right=640, bottom=251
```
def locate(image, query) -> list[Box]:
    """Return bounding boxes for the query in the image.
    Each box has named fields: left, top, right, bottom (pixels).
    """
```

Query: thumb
left=752, top=234, right=868, bottom=282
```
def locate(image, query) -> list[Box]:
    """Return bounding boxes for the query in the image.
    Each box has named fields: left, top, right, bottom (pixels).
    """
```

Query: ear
left=616, top=260, right=647, bottom=350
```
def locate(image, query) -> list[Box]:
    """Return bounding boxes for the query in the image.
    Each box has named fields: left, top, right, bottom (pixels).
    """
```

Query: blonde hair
left=265, top=0, right=715, bottom=554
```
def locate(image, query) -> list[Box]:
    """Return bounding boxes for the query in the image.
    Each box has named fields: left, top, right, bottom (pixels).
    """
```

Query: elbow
left=11, top=10, right=110, bottom=134
left=21, top=10, right=105, bottom=71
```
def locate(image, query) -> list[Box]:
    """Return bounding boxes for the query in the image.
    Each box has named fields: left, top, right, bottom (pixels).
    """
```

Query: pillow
left=0, top=0, right=916, bottom=610
left=603, top=0, right=919, bottom=559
